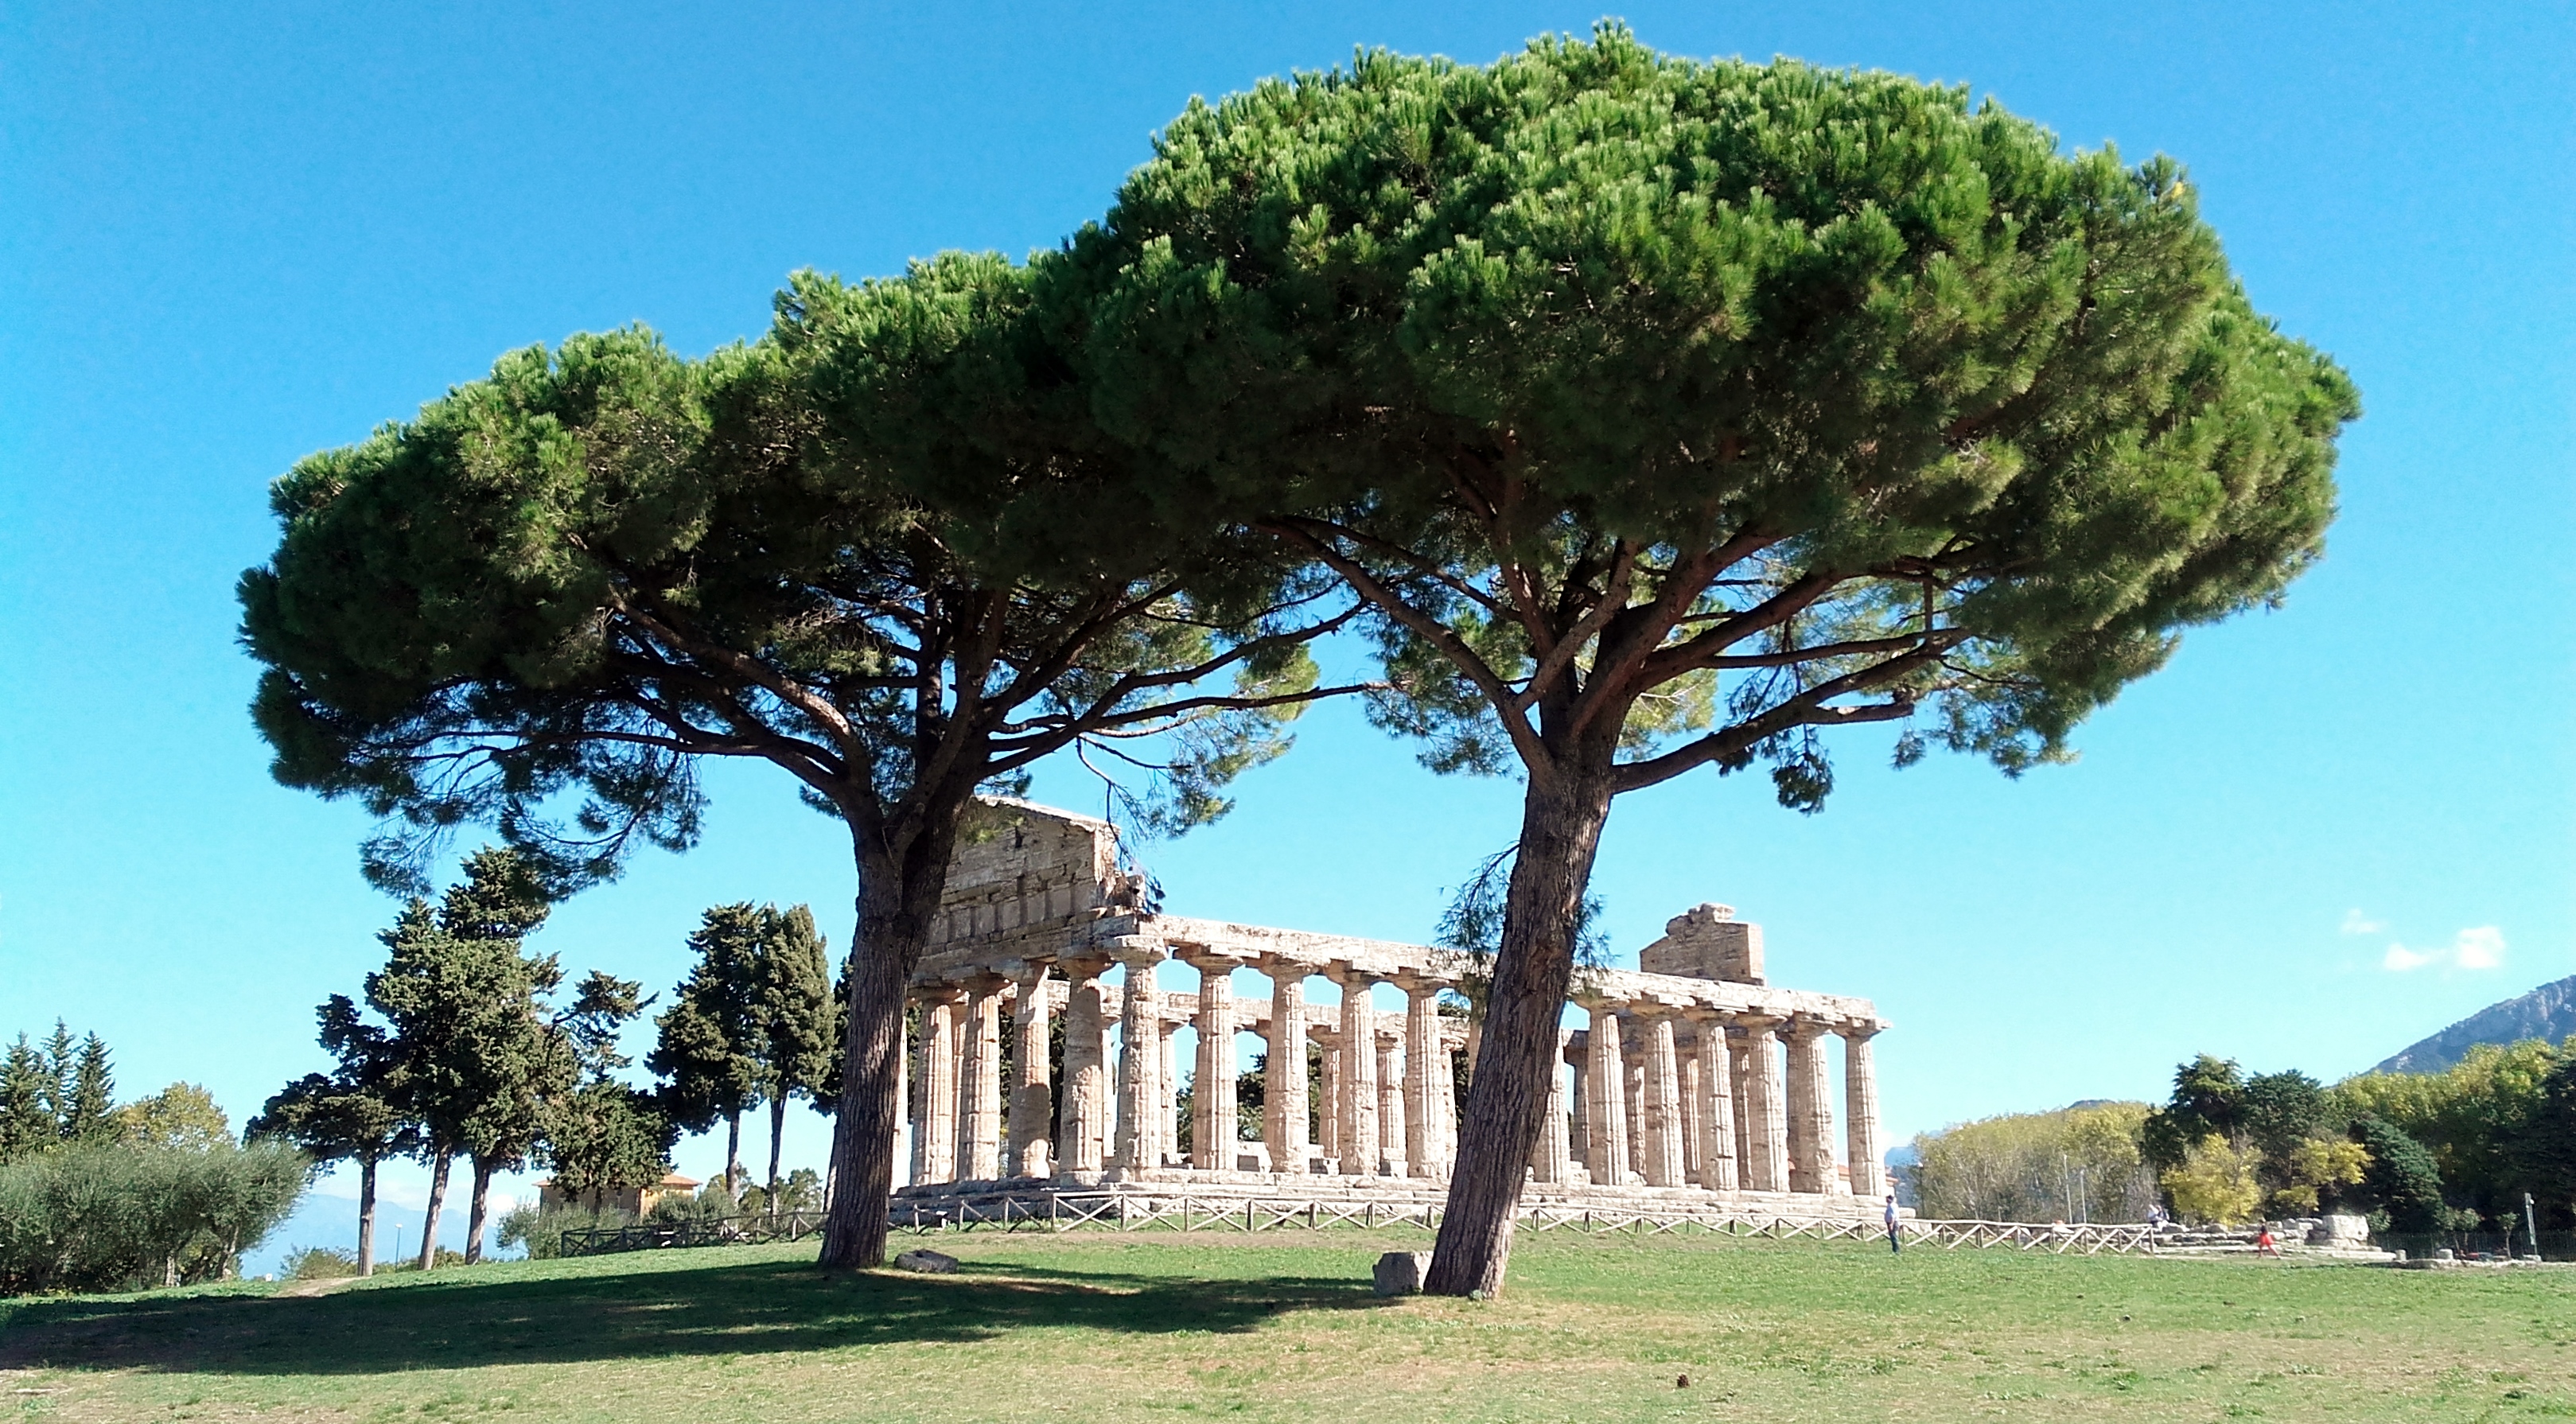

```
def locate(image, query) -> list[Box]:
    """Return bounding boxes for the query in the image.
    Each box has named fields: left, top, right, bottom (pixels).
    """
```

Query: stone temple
left=897, top=800, right=1889, bottom=1219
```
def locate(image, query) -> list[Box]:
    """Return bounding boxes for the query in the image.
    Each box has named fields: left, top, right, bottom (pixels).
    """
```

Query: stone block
left=1373, top=1250, right=1434, bottom=1296
left=2317, top=1213, right=2370, bottom=1245
left=1638, top=905, right=1764, bottom=985
left=894, top=1248, right=959, bottom=1274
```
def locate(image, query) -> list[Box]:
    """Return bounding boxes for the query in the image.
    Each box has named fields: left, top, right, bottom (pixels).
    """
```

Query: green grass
left=5, top=1231, right=2574, bottom=1422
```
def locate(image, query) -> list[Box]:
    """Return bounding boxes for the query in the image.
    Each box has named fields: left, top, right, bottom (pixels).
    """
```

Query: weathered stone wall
left=1638, top=903, right=1765, bottom=985
left=932, top=799, right=1123, bottom=947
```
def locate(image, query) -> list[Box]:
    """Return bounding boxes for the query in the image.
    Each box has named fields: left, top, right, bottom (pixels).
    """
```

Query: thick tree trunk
left=1425, top=768, right=1617, bottom=1298
left=463, top=1157, right=494, bottom=1264
left=819, top=807, right=968, bottom=1270
left=356, top=1156, right=378, bottom=1277
left=418, top=1151, right=452, bottom=1270
left=768, top=1095, right=788, bottom=1208
left=724, top=1112, right=742, bottom=1204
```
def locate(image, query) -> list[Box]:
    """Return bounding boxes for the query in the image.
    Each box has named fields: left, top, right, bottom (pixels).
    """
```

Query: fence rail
left=548, top=1194, right=2243, bottom=1261
left=558, top=1211, right=827, bottom=1257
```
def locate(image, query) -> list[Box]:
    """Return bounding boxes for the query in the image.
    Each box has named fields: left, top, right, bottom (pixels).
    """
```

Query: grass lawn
left=5, top=1230, right=2574, bottom=1422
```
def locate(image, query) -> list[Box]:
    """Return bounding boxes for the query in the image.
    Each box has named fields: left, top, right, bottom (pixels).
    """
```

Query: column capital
left=1325, top=962, right=1381, bottom=988
left=1172, top=945, right=1240, bottom=974
left=1782, top=1013, right=1835, bottom=1044
left=1256, top=953, right=1324, bottom=977
left=1105, top=936, right=1168, bottom=967
left=1835, top=1017, right=1885, bottom=1042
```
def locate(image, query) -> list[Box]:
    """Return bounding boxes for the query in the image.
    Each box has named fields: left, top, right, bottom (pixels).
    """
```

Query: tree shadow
left=0, top=1253, right=1385, bottom=1377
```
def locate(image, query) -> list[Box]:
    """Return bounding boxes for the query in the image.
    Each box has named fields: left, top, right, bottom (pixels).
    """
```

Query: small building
left=537, top=1171, right=699, bottom=1216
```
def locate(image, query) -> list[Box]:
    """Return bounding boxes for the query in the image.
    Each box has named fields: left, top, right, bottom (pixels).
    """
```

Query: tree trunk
left=819, top=807, right=967, bottom=1270
left=464, top=1157, right=494, bottom=1264
left=356, top=1156, right=379, bottom=1277
left=724, top=1112, right=742, bottom=1204
left=769, top=1094, right=788, bottom=1209
left=418, top=1151, right=452, bottom=1270
left=1425, top=768, right=1617, bottom=1298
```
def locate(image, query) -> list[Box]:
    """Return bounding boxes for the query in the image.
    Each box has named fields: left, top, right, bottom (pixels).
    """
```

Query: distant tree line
left=1909, top=1041, right=2576, bottom=1235
left=254, top=847, right=839, bottom=1274
left=0, top=1026, right=305, bottom=1296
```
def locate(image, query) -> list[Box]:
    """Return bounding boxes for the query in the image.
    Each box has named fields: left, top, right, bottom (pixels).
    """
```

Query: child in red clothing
left=2255, top=1227, right=2281, bottom=1258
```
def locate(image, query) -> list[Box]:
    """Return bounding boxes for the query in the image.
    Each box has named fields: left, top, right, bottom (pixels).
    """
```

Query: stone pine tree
left=753, top=905, right=837, bottom=1204
left=651, top=904, right=768, bottom=1202
left=364, top=846, right=558, bottom=1269
left=1059, top=29, right=2357, bottom=1294
left=250, top=994, right=411, bottom=1274
left=239, top=259, right=1366, bottom=1267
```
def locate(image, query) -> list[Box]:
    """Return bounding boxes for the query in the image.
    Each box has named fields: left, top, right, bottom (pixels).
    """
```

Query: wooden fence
left=557, top=1195, right=2161, bottom=1259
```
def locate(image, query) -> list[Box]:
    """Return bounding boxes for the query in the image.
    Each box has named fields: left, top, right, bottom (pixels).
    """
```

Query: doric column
left=1582, top=1005, right=1628, bottom=1186
left=1679, top=1040, right=1704, bottom=1187
left=1527, top=1027, right=1574, bottom=1184
left=1841, top=1021, right=1886, bottom=1199
left=1112, top=944, right=1168, bottom=1173
left=1376, top=1029, right=1406, bottom=1175
left=959, top=979, right=1006, bottom=1181
left=1625, top=1048, right=1647, bottom=1183
left=1334, top=971, right=1380, bottom=1175
left=1158, top=1021, right=1181, bottom=1169
left=1729, top=1033, right=1753, bottom=1186
left=1056, top=963, right=1107, bottom=1174
left=1567, top=1053, right=1590, bottom=1177
left=1400, top=980, right=1446, bottom=1178
left=913, top=991, right=961, bottom=1184
left=1315, top=1028, right=1343, bottom=1166
left=1262, top=958, right=1312, bottom=1173
left=1784, top=1015, right=1839, bottom=1193
left=1188, top=957, right=1235, bottom=1170
left=1640, top=1011, right=1687, bottom=1187
left=1737, top=1014, right=1789, bottom=1193
left=1690, top=1012, right=1738, bottom=1191
left=1008, top=966, right=1054, bottom=1177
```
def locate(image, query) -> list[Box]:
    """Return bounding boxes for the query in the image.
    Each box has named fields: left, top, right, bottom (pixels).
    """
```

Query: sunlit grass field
left=6, top=1229, right=2573, bottom=1422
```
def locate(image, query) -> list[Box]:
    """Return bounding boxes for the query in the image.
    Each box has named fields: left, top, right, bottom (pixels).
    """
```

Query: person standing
left=1884, top=1193, right=1902, bottom=1255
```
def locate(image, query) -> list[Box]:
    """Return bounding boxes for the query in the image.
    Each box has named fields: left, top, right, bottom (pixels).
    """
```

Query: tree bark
left=724, top=1111, right=742, bottom=1204
left=418, top=1151, right=451, bottom=1270
left=1425, top=768, right=1617, bottom=1298
left=356, top=1155, right=379, bottom=1277
left=769, top=1094, right=788, bottom=1209
left=464, top=1157, right=494, bottom=1264
left=819, top=804, right=968, bottom=1270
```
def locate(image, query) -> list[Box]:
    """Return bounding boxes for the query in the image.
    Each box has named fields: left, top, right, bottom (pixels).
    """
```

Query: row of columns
left=906, top=954, right=1883, bottom=1200
left=1557, top=1005, right=1884, bottom=1197
left=909, top=947, right=1469, bottom=1185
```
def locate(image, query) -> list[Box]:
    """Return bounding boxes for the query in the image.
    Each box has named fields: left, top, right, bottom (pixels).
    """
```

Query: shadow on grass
left=0, top=1254, right=1381, bottom=1376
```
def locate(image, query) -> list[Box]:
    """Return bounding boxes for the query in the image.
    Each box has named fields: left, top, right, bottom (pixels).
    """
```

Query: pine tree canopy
left=1053, top=24, right=2357, bottom=798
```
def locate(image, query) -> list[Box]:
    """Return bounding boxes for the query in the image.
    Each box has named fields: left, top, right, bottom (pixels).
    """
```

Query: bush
left=281, top=1245, right=358, bottom=1279
left=496, top=1200, right=636, bottom=1260
left=0, top=1141, right=308, bottom=1295
left=2162, top=1135, right=2264, bottom=1225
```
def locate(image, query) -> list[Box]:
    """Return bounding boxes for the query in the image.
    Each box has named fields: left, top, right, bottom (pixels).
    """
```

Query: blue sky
left=3, top=1, right=2569, bottom=1262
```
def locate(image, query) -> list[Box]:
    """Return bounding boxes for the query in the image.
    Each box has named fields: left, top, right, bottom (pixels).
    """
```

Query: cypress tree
left=64, top=1034, right=116, bottom=1143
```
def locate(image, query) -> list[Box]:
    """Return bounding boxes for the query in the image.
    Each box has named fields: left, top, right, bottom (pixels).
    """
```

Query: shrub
left=281, top=1245, right=358, bottom=1278
left=497, top=1200, right=636, bottom=1260
left=0, top=1141, right=308, bottom=1295
left=2162, top=1135, right=2264, bottom=1225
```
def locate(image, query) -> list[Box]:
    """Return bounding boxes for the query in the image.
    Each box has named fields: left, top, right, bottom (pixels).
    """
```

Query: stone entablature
left=898, top=800, right=1890, bottom=1214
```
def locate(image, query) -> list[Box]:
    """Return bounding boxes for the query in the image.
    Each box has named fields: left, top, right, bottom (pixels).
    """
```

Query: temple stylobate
left=898, top=800, right=1889, bottom=1216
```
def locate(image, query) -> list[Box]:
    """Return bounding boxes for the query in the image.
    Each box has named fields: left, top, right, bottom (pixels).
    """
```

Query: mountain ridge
left=2376, top=973, right=2576, bottom=1073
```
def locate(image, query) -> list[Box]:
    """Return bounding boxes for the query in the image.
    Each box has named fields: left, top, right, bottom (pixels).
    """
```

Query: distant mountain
left=2377, top=974, right=2576, bottom=1074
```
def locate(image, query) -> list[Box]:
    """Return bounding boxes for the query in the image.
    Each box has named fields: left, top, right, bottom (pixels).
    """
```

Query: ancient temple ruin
left=897, top=800, right=1889, bottom=1217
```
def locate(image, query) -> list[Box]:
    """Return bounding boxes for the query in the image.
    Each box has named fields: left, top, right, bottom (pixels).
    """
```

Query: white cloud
left=2382, top=925, right=2506, bottom=973
left=2454, top=925, right=2506, bottom=970
left=2383, top=943, right=2439, bottom=971
left=2341, top=909, right=2387, bottom=935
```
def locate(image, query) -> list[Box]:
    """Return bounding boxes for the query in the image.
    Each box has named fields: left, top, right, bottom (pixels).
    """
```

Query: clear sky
left=3, top=1, right=2569, bottom=1259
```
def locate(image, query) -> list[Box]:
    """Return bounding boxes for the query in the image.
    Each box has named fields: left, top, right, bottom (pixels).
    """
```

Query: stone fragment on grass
left=1373, top=1251, right=1434, bottom=1296
left=894, top=1249, right=959, bottom=1274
